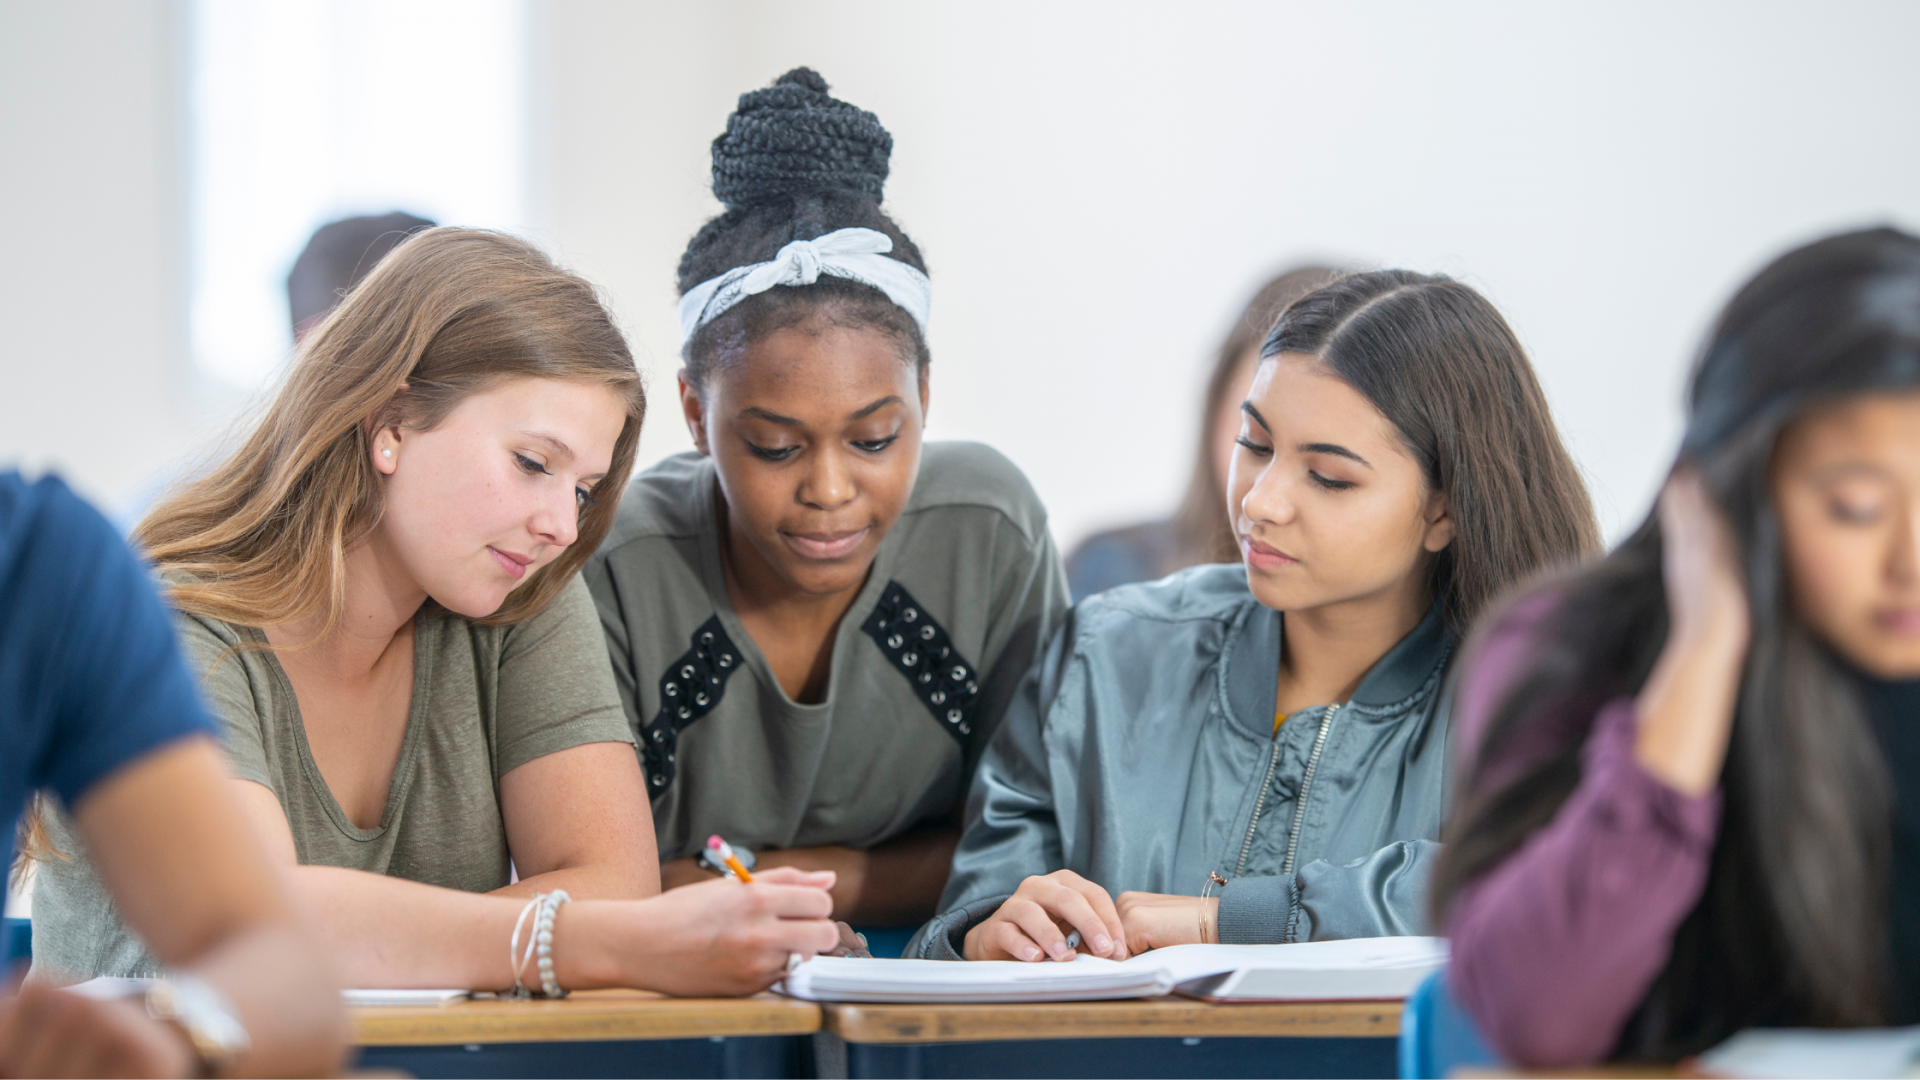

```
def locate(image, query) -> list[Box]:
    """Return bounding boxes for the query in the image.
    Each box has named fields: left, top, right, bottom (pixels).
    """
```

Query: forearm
left=287, top=865, right=615, bottom=989
left=493, top=858, right=660, bottom=902
left=754, top=825, right=961, bottom=924
left=1447, top=700, right=1721, bottom=1067
left=183, top=921, right=348, bottom=1077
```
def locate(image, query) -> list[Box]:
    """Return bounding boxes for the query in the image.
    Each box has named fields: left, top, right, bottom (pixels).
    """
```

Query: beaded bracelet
left=535, top=890, right=571, bottom=999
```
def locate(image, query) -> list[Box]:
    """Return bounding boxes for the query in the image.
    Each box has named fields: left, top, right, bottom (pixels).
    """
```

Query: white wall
left=532, top=0, right=1920, bottom=545
left=6, top=2, right=1919, bottom=548
left=0, top=0, right=200, bottom=508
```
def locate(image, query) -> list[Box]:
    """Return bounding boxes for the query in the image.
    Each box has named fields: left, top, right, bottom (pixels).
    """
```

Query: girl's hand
left=571, top=867, right=841, bottom=997
left=1635, top=468, right=1752, bottom=796
left=1115, top=892, right=1220, bottom=954
left=962, top=870, right=1128, bottom=962
left=1658, top=467, right=1752, bottom=651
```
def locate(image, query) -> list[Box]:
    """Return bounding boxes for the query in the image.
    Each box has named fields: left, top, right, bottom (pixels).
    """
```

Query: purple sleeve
left=1446, top=696, right=1722, bottom=1066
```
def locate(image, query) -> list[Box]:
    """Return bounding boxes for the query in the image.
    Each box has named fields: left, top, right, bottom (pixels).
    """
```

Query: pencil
left=706, top=835, right=754, bottom=882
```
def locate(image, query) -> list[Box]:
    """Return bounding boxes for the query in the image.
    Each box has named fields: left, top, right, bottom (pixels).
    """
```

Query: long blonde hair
left=137, top=227, right=645, bottom=633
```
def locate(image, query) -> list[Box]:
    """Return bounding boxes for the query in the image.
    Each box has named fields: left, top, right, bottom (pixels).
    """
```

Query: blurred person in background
left=1065, top=266, right=1342, bottom=601
left=2, top=472, right=345, bottom=1077
left=288, top=211, right=436, bottom=341
left=113, top=211, right=437, bottom=532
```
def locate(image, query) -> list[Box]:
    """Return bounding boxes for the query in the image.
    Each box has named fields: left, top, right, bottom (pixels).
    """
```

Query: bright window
left=191, top=0, right=528, bottom=388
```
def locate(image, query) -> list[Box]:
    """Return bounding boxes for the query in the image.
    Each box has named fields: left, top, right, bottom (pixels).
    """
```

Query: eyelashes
left=1233, top=441, right=1355, bottom=491
left=744, top=435, right=901, bottom=461
left=515, top=453, right=596, bottom=510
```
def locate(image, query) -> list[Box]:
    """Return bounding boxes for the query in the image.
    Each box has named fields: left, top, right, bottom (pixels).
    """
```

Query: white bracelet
left=508, top=895, right=543, bottom=999
left=535, top=890, right=571, bottom=999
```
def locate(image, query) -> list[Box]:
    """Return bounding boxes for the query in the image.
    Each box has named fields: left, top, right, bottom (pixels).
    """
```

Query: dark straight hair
left=1263, top=270, right=1602, bottom=639
left=1432, top=227, right=1920, bottom=1059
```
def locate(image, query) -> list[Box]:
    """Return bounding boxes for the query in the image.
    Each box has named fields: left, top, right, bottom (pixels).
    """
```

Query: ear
left=1421, top=491, right=1456, bottom=553
left=678, top=369, right=711, bottom=456
left=365, top=380, right=411, bottom=476
left=365, top=421, right=404, bottom=476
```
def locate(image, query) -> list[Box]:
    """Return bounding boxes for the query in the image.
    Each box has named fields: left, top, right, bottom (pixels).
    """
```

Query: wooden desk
left=816, top=998, right=1402, bottom=1079
left=349, top=991, right=820, bottom=1079
left=822, top=997, right=1400, bottom=1043
left=351, top=989, right=820, bottom=1046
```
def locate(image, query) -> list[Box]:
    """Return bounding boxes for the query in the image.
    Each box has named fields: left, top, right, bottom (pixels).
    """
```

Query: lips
left=783, top=527, right=870, bottom=561
left=1242, top=535, right=1299, bottom=572
left=488, top=545, right=534, bottom=580
left=1876, top=607, right=1920, bottom=637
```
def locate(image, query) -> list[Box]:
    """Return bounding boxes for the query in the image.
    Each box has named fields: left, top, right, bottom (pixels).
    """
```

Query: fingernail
left=1094, top=935, right=1111, bottom=952
left=1022, top=946, right=1041, bottom=961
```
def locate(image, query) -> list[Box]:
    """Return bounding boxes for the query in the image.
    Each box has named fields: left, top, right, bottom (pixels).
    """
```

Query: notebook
left=779, top=936, right=1447, bottom=1004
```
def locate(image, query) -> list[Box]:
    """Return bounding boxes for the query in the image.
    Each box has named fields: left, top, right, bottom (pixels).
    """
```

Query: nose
left=798, top=447, right=857, bottom=511
left=1891, top=502, right=1920, bottom=587
left=1239, top=457, right=1297, bottom=532
left=528, top=485, right=581, bottom=551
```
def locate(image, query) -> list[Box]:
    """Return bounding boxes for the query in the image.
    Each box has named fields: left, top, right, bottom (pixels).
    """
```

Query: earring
left=382, top=448, right=392, bottom=459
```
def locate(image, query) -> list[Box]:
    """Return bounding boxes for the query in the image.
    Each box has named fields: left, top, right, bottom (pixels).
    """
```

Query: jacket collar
left=1223, top=598, right=1450, bottom=734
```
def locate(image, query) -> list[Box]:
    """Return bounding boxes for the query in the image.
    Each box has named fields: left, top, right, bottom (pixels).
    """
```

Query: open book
left=779, top=937, right=1447, bottom=1004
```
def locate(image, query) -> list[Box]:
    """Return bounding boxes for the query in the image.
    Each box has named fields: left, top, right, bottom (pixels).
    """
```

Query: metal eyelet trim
left=641, top=616, right=741, bottom=793
left=860, top=581, right=979, bottom=747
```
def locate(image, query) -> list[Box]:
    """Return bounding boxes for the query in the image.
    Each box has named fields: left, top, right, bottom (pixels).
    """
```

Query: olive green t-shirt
left=584, top=441, right=1069, bottom=863
left=30, top=575, right=633, bottom=980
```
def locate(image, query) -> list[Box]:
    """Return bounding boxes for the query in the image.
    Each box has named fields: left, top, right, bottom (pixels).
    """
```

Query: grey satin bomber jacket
left=906, top=563, right=1454, bottom=960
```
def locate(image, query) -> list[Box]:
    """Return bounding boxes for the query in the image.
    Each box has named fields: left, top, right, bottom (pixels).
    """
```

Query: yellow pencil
left=706, top=835, right=754, bottom=882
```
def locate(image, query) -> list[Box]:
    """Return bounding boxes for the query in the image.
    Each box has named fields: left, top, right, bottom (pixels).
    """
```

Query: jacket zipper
left=1234, top=739, right=1282, bottom=877
left=1281, top=703, right=1341, bottom=878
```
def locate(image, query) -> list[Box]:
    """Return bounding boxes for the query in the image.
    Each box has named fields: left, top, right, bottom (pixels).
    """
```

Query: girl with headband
left=913, top=271, right=1600, bottom=962
left=1437, top=228, right=1920, bottom=1067
left=586, top=69, right=1067, bottom=935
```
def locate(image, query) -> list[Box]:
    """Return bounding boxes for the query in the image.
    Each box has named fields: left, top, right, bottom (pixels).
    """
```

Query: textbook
left=779, top=936, right=1447, bottom=1004
left=1697, top=1026, right=1920, bottom=1079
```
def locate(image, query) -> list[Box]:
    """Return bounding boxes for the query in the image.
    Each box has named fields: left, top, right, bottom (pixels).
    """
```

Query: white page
left=69, top=976, right=468, bottom=1007
left=780, top=936, right=1448, bottom=1003
left=1698, top=1027, right=1920, bottom=1079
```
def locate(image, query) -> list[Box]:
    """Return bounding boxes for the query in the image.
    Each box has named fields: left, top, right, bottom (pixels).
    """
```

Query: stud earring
left=382, top=448, right=392, bottom=459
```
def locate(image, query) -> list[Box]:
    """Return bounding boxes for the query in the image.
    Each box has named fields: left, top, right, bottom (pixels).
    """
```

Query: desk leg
left=811, top=1032, right=849, bottom=1080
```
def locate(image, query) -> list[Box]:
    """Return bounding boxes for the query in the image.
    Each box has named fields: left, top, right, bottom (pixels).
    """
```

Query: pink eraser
left=707, top=835, right=724, bottom=851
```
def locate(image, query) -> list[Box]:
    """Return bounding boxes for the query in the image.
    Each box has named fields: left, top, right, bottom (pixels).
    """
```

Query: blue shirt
left=0, top=472, right=215, bottom=847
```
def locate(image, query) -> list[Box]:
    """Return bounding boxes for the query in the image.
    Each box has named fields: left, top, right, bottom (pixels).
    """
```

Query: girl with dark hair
left=909, top=270, right=1598, bottom=961
left=1435, top=227, right=1920, bottom=1067
left=586, top=70, right=1067, bottom=931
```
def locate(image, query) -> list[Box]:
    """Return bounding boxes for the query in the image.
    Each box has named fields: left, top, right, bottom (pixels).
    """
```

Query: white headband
left=676, top=227, right=931, bottom=348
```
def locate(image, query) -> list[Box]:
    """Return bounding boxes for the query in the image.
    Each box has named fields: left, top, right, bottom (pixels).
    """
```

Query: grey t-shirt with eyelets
left=29, top=575, right=634, bottom=981
left=584, top=442, right=1069, bottom=863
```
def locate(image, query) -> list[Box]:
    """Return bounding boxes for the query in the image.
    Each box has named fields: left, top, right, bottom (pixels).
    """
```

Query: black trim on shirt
left=861, top=581, right=980, bottom=747
left=641, top=616, right=742, bottom=792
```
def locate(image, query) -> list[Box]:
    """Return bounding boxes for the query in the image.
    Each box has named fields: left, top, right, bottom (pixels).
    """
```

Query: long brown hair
left=1166, top=266, right=1343, bottom=569
left=137, top=227, right=645, bottom=635
left=1264, top=270, right=1601, bottom=639
left=1433, top=228, right=1920, bottom=1058
left=16, top=228, right=644, bottom=877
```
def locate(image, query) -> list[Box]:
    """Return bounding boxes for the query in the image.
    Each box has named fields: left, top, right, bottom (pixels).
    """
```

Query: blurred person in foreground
left=1, top=471, right=345, bottom=1077
left=1064, top=266, right=1341, bottom=601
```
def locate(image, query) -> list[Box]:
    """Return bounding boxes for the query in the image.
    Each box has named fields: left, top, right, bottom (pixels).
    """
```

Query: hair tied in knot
left=678, top=228, right=927, bottom=347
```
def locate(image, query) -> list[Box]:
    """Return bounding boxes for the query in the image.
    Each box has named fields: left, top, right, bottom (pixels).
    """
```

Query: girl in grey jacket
left=912, top=270, right=1601, bottom=962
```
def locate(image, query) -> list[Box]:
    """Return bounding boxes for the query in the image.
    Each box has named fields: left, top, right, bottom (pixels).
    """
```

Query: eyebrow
left=739, top=395, right=905, bottom=426
left=1237, top=404, right=1373, bottom=468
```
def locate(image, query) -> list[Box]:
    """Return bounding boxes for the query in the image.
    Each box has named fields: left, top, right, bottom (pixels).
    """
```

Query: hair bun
left=710, top=67, right=893, bottom=211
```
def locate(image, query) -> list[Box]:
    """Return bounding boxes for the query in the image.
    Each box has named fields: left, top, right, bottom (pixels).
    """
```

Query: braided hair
left=678, top=68, right=930, bottom=387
